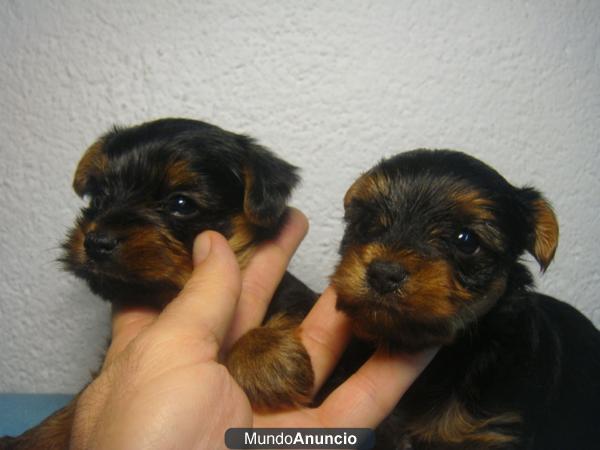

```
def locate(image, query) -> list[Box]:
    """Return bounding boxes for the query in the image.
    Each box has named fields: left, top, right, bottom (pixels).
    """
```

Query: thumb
left=156, top=231, right=242, bottom=349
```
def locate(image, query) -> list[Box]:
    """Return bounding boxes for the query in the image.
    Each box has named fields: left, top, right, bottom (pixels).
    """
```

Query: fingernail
left=193, top=233, right=212, bottom=265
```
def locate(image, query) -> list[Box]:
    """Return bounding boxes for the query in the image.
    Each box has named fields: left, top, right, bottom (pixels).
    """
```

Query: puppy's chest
left=391, top=395, right=522, bottom=450
left=386, top=342, right=527, bottom=449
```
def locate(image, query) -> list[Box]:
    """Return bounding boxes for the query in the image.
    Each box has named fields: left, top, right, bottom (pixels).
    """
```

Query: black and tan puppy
left=0, top=118, right=316, bottom=449
left=61, top=118, right=315, bottom=311
left=330, top=149, right=600, bottom=449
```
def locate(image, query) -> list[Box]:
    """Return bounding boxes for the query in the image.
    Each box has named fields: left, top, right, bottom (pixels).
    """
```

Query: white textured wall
left=1, top=0, right=599, bottom=393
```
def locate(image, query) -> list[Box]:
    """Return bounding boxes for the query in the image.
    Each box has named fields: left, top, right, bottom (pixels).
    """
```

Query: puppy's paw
left=226, top=314, right=314, bottom=411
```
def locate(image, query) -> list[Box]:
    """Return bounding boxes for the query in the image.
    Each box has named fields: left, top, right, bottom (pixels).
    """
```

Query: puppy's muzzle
left=366, top=260, right=408, bottom=294
left=84, top=231, right=119, bottom=261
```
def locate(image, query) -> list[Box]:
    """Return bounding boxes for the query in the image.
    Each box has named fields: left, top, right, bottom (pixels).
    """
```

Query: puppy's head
left=331, top=150, right=558, bottom=352
left=62, top=118, right=299, bottom=306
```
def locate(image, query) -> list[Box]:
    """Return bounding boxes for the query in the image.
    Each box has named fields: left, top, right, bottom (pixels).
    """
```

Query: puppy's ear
left=238, top=136, right=300, bottom=228
left=518, top=187, right=559, bottom=272
left=343, top=169, right=389, bottom=208
left=73, top=139, right=107, bottom=197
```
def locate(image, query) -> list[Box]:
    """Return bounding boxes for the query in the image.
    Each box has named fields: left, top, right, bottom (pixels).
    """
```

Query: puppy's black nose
left=84, top=231, right=118, bottom=260
left=367, top=260, right=408, bottom=294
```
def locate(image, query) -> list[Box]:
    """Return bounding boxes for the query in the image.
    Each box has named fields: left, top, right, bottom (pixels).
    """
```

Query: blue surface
left=0, top=394, right=74, bottom=437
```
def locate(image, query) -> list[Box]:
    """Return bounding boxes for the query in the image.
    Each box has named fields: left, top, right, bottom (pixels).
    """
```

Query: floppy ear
left=518, top=187, right=559, bottom=272
left=237, top=136, right=300, bottom=228
left=73, top=139, right=107, bottom=197
left=343, top=168, right=390, bottom=208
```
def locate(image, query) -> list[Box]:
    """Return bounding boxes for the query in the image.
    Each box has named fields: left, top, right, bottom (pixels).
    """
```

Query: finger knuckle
left=194, top=324, right=221, bottom=360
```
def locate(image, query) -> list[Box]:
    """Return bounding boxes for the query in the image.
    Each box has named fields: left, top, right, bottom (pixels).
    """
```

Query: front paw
left=226, top=315, right=314, bottom=411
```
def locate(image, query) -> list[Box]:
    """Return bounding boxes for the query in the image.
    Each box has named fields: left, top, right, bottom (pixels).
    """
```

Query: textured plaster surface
left=1, top=0, right=599, bottom=393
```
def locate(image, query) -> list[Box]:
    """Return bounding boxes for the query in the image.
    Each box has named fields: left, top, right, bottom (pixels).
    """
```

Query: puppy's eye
left=455, top=228, right=480, bottom=254
left=167, top=195, right=199, bottom=217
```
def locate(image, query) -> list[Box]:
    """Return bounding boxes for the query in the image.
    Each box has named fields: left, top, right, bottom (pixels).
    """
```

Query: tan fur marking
left=68, top=215, right=257, bottom=290
left=120, top=226, right=192, bottom=288
left=452, top=189, right=495, bottom=221
left=531, top=198, right=559, bottom=271
left=66, top=226, right=86, bottom=266
left=406, top=397, right=521, bottom=446
left=331, top=242, right=489, bottom=346
left=165, top=159, right=200, bottom=190
left=332, top=243, right=471, bottom=321
left=242, top=168, right=265, bottom=226
left=226, top=314, right=313, bottom=411
left=330, top=248, right=370, bottom=301
left=228, top=214, right=259, bottom=269
left=343, top=171, right=391, bottom=207
left=73, top=140, right=107, bottom=196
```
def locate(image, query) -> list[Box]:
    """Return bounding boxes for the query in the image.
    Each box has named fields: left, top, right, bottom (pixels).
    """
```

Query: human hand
left=71, top=209, right=435, bottom=449
left=70, top=228, right=252, bottom=450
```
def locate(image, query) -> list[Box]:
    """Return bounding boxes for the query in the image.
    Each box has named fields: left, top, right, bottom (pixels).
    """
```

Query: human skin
left=70, top=209, right=436, bottom=450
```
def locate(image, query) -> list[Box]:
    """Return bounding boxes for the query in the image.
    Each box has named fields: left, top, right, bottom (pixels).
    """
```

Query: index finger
left=298, top=287, right=353, bottom=394
left=317, top=348, right=437, bottom=428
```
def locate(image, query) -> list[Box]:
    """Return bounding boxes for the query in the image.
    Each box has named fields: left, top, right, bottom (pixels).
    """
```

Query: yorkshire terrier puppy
left=0, top=118, right=316, bottom=449
left=248, top=150, right=600, bottom=449
left=332, top=150, right=600, bottom=449
left=62, top=117, right=312, bottom=308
